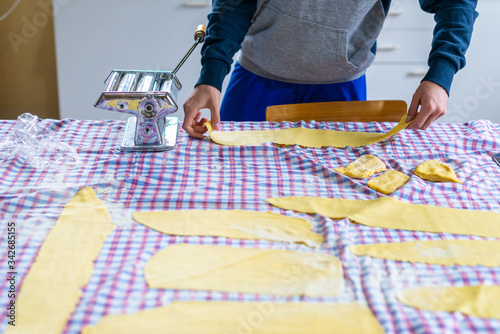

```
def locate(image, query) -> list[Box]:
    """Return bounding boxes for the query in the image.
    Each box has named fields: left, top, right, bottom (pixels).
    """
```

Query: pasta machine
left=94, top=25, right=206, bottom=152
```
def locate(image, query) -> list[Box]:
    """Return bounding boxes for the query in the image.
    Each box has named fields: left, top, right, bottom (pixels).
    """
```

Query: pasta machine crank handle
left=172, top=25, right=207, bottom=75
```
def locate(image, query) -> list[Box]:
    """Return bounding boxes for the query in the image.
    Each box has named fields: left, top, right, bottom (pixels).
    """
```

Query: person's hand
left=182, top=84, right=221, bottom=139
left=406, top=80, right=448, bottom=130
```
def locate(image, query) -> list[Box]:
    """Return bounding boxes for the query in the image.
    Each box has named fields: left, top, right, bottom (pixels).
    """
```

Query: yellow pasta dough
left=367, top=169, right=410, bottom=194
left=7, top=187, right=114, bottom=334
left=205, top=114, right=410, bottom=148
left=81, top=301, right=384, bottom=334
left=109, top=99, right=139, bottom=111
left=398, top=285, right=500, bottom=320
left=334, top=155, right=387, bottom=179
left=414, top=160, right=462, bottom=183
left=145, top=244, right=343, bottom=297
left=350, top=240, right=500, bottom=266
left=133, top=210, right=323, bottom=247
left=266, top=196, right=500, bottom=238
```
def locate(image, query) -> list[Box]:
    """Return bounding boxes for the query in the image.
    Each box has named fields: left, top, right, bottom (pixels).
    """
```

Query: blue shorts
left=220, top=62, right=367, bottom=122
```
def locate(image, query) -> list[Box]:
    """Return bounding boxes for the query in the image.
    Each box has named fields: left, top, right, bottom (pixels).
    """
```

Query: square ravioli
left=367, top=169, right=410, bottom=194
left=335, top=155, right=386, bottom=179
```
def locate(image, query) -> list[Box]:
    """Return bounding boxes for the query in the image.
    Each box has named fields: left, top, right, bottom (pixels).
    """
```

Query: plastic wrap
left=0, top=113, right=80, bottom=169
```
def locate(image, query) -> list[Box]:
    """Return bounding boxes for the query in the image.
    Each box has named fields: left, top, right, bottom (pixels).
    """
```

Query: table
left=1, top=118, right=500, bottom=333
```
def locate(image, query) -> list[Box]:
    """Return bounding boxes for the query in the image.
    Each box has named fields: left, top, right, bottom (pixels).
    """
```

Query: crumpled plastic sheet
left=0, top=113, right=80, bottom=169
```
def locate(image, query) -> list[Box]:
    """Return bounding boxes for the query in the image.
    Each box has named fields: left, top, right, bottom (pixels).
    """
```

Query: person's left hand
left=406, top=80, right=448, bottom=130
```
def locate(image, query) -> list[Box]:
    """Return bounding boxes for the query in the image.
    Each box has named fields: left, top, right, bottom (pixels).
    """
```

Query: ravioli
left=414, top=160, right=462, bottom=183
left=335, top=155, right=386, bottom=179
left=367, top=169, right=410, bottom=194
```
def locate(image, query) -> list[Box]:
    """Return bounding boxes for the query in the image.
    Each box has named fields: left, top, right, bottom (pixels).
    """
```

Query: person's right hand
left=182, top=84, right=221, bottom=139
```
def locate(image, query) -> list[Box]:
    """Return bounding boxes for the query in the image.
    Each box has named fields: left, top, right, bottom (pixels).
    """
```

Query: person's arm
left=183, top=0, right=257, bottom=138
left=406, top=0, right=478, bottom=129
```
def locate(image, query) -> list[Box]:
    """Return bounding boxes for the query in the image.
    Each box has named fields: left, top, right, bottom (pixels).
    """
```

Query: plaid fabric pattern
left=1, top=117, right=500, bottom=333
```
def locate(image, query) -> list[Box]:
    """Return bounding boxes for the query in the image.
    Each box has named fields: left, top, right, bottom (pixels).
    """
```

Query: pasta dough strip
left=351, top=240, right=500, bottom=266
left=133, top=209, right=324, bottom=247
left=266, top=197, right=500, bottom=238
left=398, top=285, right=500, bottom=320
left=205, top=114, right=410, bottom=148
left=6, top=187, right=114, bottom=334
left=82, top=301, right=385, bottom=334
left=145, top=244, right=343, bottom=297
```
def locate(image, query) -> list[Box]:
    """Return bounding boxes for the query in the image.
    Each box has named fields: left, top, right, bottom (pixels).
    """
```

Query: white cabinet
left=374, top=30, right=433, bottom=63
left=382, top=0, right=435, bottom=29
left=53, top=0, right=212, bottom=121
left=366, top=63, right=429, bottom=100
left=367, top=0, right=500, bottom=123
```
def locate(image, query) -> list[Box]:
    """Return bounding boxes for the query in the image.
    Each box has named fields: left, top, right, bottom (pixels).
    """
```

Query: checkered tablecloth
left=1, top=117, right=500, bottom=333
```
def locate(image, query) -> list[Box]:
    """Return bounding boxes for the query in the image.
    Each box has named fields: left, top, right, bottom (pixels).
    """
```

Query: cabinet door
left=374, top=30, right=433, bottom=63
left=383, top=0, right=434, bottom=29
left=443, top=63, right=500, bottom=124
left=54, top=0, right=212, bottom=120
left=442, top=0, right=500, bottom=123
left=366, top=63, right=428, bottom=106
left=367, top=0, right=500, bottom=124
left=367, top=64, right=500, bottom=124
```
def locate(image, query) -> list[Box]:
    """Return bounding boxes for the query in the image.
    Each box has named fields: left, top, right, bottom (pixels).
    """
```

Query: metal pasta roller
left=94, top=25, right=206, bottom=152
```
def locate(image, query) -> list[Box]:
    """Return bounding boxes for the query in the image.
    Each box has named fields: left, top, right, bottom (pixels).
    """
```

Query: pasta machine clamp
left=94, top=25, right=206, bottom=152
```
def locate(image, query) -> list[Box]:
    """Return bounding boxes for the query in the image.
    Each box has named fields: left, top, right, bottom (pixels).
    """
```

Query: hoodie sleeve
left=196, top=0, right=257, bottom=91
left=419, top=0, right=478, bottom=94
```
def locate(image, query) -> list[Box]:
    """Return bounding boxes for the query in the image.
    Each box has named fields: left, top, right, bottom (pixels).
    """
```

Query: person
left=183, top=0, right=478, bottom=138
